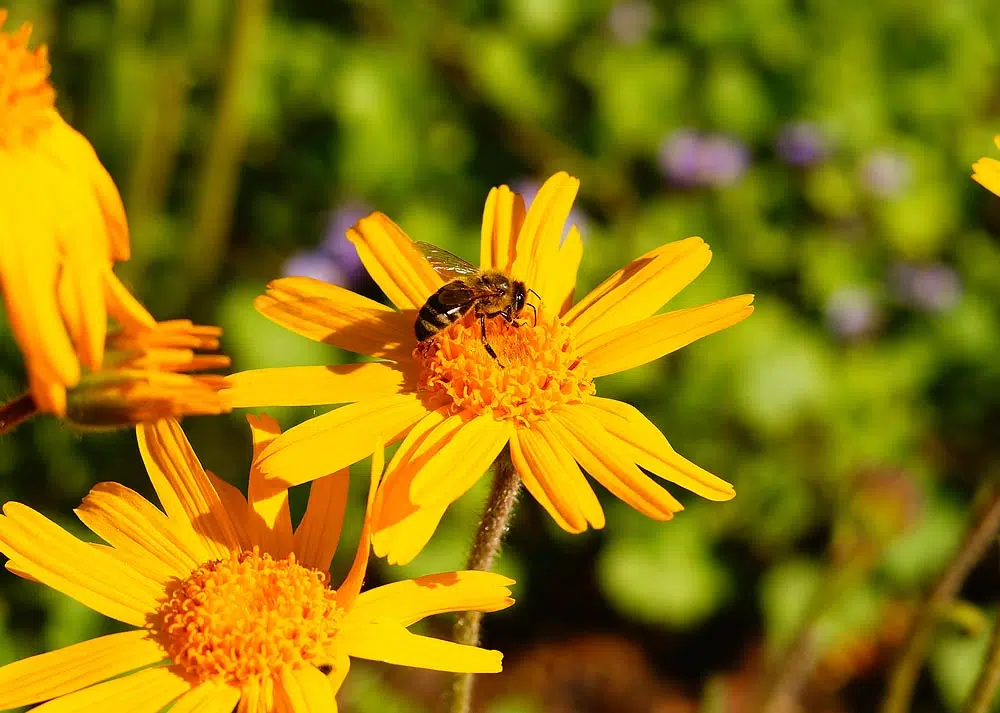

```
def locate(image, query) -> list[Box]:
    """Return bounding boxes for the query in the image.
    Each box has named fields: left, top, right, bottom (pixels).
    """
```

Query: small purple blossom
left=826, top=287, right=880, bottom=341
left=889, top=262, right=961, bottom=313
left=283, top=249, right=347, bottom=285
left=608, top=0, right=654, bottom=45
left=282, top=202, right=372, bottom=288
left=776, top=122, right=828, bottom=167
left=861, top=150, right=911, bottom=198
left=658, top=130, right=750, bottom=188
left=512, top=179, right=590, bottom=241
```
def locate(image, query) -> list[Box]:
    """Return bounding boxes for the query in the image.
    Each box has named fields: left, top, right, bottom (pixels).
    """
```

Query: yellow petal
left=510, top=172, right=580, bottom=293
left=28, top=666, right=190, bottom=713
left=0, top=502, right=163, bottom=627
left=564, top=237, right=712, bottom=343
left=340, top=621, right=504, bottom=673
left=348, top=571, right=515, bottom=628
left=550, top=408, right=682, bottom=519
left=104, top=269, right=157, bottom=332
left=236, top=677, right=274, bottom=713
left=137, top=419, right=244, bottom=560
left=583, top=398, right=736, bottom=501
left=226, top=362, right=412, bottom=408
left=346, top=211, right=444, bottom=310
left=254, top=276, right=414, bottom=360
left=74, top=482, right=202, bottom=581
left=0, top=630, right=166, bottom=709
left=547, top=225, right=583, bottom=316
left=292, top=468, right=350, bottom=572
left=246, top=414, right=293, bottom=558
left=275, top=665, right=336, bottom=713
left=156, top=680, right=240, bottom=713
left=255, top=393, right=432, bottom=489
left=336, top=441, right=383, bottom=611
left=371, top=503, right=448, bottom=567
left=973, top=155, right=1000, bottom=197
left=206, top=470, right=251, bottom=548
left=480, top=184, right=526, bottom=273
left=580, top=294, right=755, bottom=378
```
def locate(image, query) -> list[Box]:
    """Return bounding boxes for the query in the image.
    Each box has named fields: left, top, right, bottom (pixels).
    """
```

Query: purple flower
left=283, top=202, right=373, bottom=288
left=889, top=262, right=961, bottom=313
left=608, top=0, right=654, bottom=45
left=512, top=179, right=590, bottom=241
left=283, top=249, right=347, bottom=285
left=699, top=135, right=750, bottom=186
left=658, top=130, right=749, bottom=187
left=776, top=122, right=828, bottom=167
left=861, top=150, right=911, bottom=198
left=826, top=287, right=880, bottom=341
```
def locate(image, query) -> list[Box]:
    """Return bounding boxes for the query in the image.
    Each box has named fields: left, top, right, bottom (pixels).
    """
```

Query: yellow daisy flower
left=0, top=10, right=131, bottom=415
left=228, top=172, right=754, bottom=564
left=973, top=135, right=1000, bottom=197
left=0, top=416, right=514, bottom=711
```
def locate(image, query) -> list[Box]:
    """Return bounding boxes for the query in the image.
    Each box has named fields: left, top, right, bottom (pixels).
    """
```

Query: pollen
left=156, top=549, right=345, bottom=687
left=415, top=309, right=595, bottom=426
left=0, top=11, right=56, bottom=148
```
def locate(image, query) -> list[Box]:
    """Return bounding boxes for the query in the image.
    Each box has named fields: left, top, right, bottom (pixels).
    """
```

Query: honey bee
left=414, top=241, right=538, bottom=363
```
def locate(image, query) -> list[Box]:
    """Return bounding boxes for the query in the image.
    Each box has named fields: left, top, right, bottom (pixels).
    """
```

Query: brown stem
left=881, top=483, right=1000, bottom=713
left=449, top=449, right=521, bottom=713
left=964, top=603, right=1000, bottom=713
left=0, top=393, right=38, bottom=435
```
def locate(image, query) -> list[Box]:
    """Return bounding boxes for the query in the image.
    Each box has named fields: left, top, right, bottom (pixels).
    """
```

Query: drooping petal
left=346, top=211, right=444, bottom=310
left=292, top=468, right=350, bottom=572
left=0, top=630, right=166, bottom=710
left=275, top=666, right=337, bottom=713
left=246, top=414, right=293, bottom=558
left=583, top=398, right=736, bottom=501
left=103, top=269, right=157, bottom=332
left=226, top=362, right=413, bottom=408
left=335, top=441, right=383, bottom=610
left=137, top=420, right=243, bottom=560
left=0, top=502, right=163, bottom=627
left=161, top=680, right=241, bottom=713
left=372, top=502, right=448, bottom=567
left=339, top=621, right=503, bottom=673
left=579, top=294, right=755, bottom=378
left=564, top=237, right=712, bottom=343
left=480, top=184, right=526, bottom=274
left=347, top=571, right=515, bottom=628
left=550, top=408, right=682, bottom=519
left=546, top=225, right=583, bottom=316
left=28, top=666, right=190, bottom=713
left=254, top=276, right=414, bottom=360
left=510, top=172, right=580, bottom=293
left=254, top=393, right=433, bottom=489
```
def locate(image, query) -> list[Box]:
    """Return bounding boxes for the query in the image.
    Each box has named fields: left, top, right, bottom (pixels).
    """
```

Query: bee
left=413, top=241, right=538, bottom=363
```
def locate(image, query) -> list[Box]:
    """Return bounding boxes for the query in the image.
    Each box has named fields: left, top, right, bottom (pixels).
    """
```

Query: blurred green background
left=2, top=0, right=1000, bottom=711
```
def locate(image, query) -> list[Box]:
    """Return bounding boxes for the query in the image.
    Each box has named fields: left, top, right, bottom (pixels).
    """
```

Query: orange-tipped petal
left=226, top=362, right=412, bottom=408
left=480, top=184, right=526, bottom=273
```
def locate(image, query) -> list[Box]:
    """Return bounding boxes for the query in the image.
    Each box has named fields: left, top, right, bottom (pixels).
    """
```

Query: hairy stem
left=0, top=393, right=38, bottom=435
left=449, top=450, right=521, bottom=713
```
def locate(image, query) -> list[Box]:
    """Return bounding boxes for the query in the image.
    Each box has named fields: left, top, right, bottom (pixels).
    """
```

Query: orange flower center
left=0, top=14, right=56, bottom=148
left=414, top=309, right=595, bottom=426
left=157, top=549, right=345, bottom=687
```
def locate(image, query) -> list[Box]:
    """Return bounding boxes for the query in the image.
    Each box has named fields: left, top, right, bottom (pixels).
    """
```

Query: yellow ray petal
left=0, top=503, right=163, bottom=627
left=255, top=393, right=432, bottom=489
left=254, top=276, right=414, bottom=360
left=551, top=408, right=682, bottom=519
left=580, top=294, right=755, bottom=378
left=246, top=414, right=293, bottom=558
left=103, top=269, right=157, bottom=332
left=510, top=172, right=580, bottom=292
left=206, top=471, right=251, bottom=548
left=137, top=419, right=243, bottom=560
left=275, top=665, right=336, bottom=713
left=340, top=621, right=503, bottom=673
left=371, top=503, right=448, bottom=566
left=168, top=681, right=242, bottom=713
left=347, top=211, right=444, bottom=310
left=564, top=237, right=712, bottom=343
left=336, top=442, right=383, bottom=611
left=75, top=482, right=202, bottom=581
left=236, top=677, right=274, bottom=713
left=480, top=184, right=526, bottom=273
left=28, top=665, right=190, bottom=713
left=0, top=630, right=166, bottom=709
left=226, top=362, right=412, bottom=408
left=583, top=398, right=736, bottom=501
left=347, top=571, right=515, bottom=628
left=973, top=138, right=1000, bottom=197
left=292, top=468, right=350, bottom=572
left=547, top=225, right=583, bottom=316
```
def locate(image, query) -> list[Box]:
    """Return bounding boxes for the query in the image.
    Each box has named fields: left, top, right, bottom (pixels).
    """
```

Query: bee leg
left=499, top=310, right=520, bottom=328
left=526, top=302, right=537, bottom=327
left=479, top=313, right=504, bottom=367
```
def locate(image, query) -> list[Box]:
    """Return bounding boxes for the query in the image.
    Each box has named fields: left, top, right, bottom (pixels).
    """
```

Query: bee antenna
left=527, top=288, right=542, bottom=302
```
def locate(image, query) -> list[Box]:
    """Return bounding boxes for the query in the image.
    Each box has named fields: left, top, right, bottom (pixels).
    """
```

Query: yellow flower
left=0, top=417, right=514, bottom=711
left=973, top=135, right=1000, bottom=197
left=228, top=172, right=754, bottom=564
left=0, top=10, right=131, bottom=415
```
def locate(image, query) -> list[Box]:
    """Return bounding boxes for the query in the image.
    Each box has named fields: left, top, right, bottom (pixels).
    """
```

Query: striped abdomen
left=415, top=289, right=471, bottom=341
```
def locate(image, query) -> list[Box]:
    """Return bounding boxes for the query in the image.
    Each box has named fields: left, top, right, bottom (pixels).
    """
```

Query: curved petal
left=346, top=212, right=444, bottom=310
left=28, top=666, right=190, bottom=713
left=255, top=393, right=432, bottom=489
left=336, top=442, right=383, bottom=611
left=510, top=172, right=580, bottom=292
left=340, top=621, right=503, bottom=673
left=480, top=184, right=526, bottom=274
left=292, top=468, right=350, bottom=572
left=580, top=294, right=755, bottom=378
left=0, top=502, right=163, bottom=627
left=206, top=471, right=251, bottom=548
left=254, top=276, right=414, bottom=360
left=564, top=237, right=712, bottom=343
left=137, top=420, right=243, bottom=560
left=547, top=225, right=583, bottom=316
left=103, top=269, right=157, bottom=332
left=348, top=571, right=515, bottom=628
left=370, top=503, right=448, bottom=567
left=161, top=680, right=240, bottom=713
left=0, top=630, right=166, bottom=710
left=583, top=398, right=735, bottom=501
left=246, top=414, right=293, bottom=558
left=226, top=362, right=412, bottom=408
left=275, top=665, right=336, bottom=713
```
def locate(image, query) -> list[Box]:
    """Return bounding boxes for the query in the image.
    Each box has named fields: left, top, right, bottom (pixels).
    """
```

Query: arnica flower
left=228, top=173, right=753, bottom=563
left=973, top=135, right=1000, bottom=197
left=0, top=10, right=132, bottom=413
left=0, top=417, right=514, bottom=711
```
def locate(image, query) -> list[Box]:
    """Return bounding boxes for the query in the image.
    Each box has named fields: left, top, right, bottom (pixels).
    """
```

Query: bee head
left=512, top=282, right=527, bottom=315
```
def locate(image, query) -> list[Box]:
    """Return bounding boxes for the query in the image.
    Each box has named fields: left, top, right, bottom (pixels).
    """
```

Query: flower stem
left=449, top=448, right=521, bottom=713
left=0, top=393, right=37, bottom=435
left=881, top=482, right=1000, bottom=713
left=964, top=604, right=1000, bottom=713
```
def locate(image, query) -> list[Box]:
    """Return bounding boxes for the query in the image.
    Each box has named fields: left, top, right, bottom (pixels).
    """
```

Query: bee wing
left=434, top=281, right=481, bottom=306
left=413, top=241, right=481, bottom=281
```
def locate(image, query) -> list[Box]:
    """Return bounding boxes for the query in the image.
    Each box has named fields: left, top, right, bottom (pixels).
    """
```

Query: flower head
left=0, top=417, right=513, bottom=711
left=658, top=130, right=750, bottom=187
left=973, top=135, right=1000, bottom=197
left=775, top=121, right=829, bottom=167
left=228, top=173, right=753, bottom=564
left=0, top=11, right=132, bottom=414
